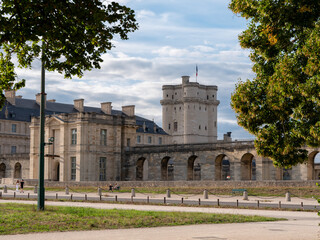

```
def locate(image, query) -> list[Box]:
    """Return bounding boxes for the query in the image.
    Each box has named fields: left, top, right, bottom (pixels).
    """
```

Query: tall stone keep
left=160, top=76, right=220, bottom=144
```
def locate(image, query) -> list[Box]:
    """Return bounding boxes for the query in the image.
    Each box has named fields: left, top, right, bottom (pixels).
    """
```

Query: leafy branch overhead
left=229, top=0, right=320, bottom=167
left=0, top=0, right=138, bottom=107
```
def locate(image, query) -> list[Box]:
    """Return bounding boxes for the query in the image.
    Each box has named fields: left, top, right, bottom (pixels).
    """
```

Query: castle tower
left=160, top=76, right=220, bottom=144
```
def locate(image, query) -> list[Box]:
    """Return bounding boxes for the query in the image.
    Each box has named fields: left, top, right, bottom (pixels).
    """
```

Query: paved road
left=0, top=199, right=319, bottom=240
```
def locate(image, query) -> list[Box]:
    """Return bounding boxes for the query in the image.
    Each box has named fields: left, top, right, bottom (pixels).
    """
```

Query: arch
left=215, top=154, right=230, bottom=180
left=307, top=151, right=319, bottom=180
left=161, top=156, right=171, bottom=181
left=14, top=162, right=21, bottom=179
left=240, top=153, right=255, bottom=180
left=187, top=155, right=198, bottom=180
left=0, top=163, right=6, bottom=178
left=136, top=157, right=147, bottom=181
left=283, top=168, right=292, bottom=180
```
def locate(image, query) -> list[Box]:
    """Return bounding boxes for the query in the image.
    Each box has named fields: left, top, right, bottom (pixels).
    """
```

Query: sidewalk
left=0, top=198, right=319, bottom=240
left=1, top=186, right=318, bottom=208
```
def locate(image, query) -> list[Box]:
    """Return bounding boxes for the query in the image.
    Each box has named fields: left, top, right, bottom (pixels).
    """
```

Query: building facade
left=0, top=91, right=168, bottom=182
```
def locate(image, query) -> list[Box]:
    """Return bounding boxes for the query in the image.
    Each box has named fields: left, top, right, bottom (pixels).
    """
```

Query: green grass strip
left=0, top=203, right=284, bottom=235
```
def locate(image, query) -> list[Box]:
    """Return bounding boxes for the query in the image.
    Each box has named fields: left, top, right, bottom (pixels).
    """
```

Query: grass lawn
left=0, top=203, right=283, bottom=235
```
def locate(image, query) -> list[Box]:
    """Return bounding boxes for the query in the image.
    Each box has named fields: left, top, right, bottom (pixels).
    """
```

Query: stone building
left=0, top=91, right=168, bottom=182
left=160, top=76, right=220, bottom=144
left=1, top=76, right=320, bottom=183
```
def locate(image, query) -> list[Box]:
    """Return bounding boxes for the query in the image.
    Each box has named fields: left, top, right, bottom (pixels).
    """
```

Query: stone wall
left=22, top=179, right=320, bottom=188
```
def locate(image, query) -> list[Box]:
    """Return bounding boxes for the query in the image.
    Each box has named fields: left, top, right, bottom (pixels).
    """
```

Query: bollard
left=236, top=199, right=239, bottom=207
left=257, top=200, right=259, bottom=208
left=217, top=199, right=220, bottom=206
left=0, top=192, right=2, bottom=198
left=147, top=196, right=149, bottom=204
left=34, top=185, right=37, bottom=194
left=85, top=194, right=87, bottom=201
left=131, top=188, right=135, bottom=197
left=4, top=185, right=7, bottom=193
left=203, top=189, right=208, bottom=199
left=28, top=193, right=30, bottom=199
left=164, top=197, right=166, bottom=204
left=56, top=193, right=58, bottom=199
left=243, top=190, right=248, bottom=200
left=14, top=192, right=16, bottom=198
left=181, top=197, right=184, bottom=204
left=198, top=198, right=201, bottom=206
left=301, top=202, right=303, bottom=209
left=285, top=192, right=291, bottom=202
left=131, top=196, right=133, bottom=202
left=115, top=195, right=117, bottom=202
left=166, top=189, right=171, bottom=198
left=98, top=187, right=102, bottom=196
left=71, top=194, right=73, bottom=200
left=65, top=186, right=69, bottom=195
left=279, top=201, right=281, bottom=209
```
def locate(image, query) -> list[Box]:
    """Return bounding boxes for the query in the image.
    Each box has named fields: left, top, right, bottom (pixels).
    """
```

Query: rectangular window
left=148, top=136, right=152, bottom=144
left=71, top=128, right=77, bottom=145
left=100, top=129, right=107, bottom=145
left=12, top=124, right=16, bottom=133
left=137, top=135, right=141, bottom=143
left=174, top=122, right=178, bottom=132
left=127, top=138, right=131, bottom=147
left=11, top=146, right=16, bottom=154
left=99, top=157, right=106, bottom=181
left=71, top=157, right=76, bottom=180
left=158, top=137, right=162, bottom=145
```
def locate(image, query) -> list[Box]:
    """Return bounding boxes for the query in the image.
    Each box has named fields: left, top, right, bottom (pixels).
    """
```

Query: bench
left=232, top=189, right=247, bottom=195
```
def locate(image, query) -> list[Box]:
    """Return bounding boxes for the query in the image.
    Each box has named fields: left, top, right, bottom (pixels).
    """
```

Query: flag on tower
left=196, top=65, right=198, bottom=82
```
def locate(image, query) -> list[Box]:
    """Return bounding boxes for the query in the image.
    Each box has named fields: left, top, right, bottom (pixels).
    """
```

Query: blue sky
left=16, top=0, right=255, bottom=140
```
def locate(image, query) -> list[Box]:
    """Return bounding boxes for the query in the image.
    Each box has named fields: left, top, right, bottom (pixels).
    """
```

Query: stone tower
left=160, top=76, right=220, bottom=144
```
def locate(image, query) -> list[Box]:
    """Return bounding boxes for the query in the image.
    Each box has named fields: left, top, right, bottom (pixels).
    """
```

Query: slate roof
left=0, top=97, right=167, bottom=135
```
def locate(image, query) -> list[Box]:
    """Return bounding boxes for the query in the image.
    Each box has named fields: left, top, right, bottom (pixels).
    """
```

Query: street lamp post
left=38, top=54, right=46, bottom=211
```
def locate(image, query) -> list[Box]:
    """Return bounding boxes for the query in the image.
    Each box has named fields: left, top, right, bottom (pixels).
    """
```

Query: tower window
left=207, top=95, right=209, bottom=100
left=199, top=125, right=201, bottom=130
left=172, top=95, right=174, bottom=99
left=174, top=122, right=178, bottom=132
left=205, top=126, right=207, bottom=130
left=168, top=124, right=171, bottom=130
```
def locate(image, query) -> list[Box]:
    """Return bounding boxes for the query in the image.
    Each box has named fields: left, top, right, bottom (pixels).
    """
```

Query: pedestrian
left=20, top=179, right=24, bottom=193
left=109, top=184, right=113, bottom=192
left=15, top=180, right=19, bottom=192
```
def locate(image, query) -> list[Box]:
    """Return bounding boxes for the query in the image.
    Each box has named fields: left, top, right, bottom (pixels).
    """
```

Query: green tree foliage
left=229, top=1, right=320, bottom=167
left=0, top=0, right=138, bottom=108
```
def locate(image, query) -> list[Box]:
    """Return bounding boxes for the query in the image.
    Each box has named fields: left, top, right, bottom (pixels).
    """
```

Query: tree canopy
left=229, top=0, right=320, bottom=167
left=0, top=0, right=138, bottom=107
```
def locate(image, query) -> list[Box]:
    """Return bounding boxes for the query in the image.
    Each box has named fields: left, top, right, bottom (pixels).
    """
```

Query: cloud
left=13, top=0, right=254, bottom=141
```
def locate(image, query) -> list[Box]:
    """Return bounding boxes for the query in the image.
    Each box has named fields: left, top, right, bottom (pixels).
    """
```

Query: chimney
left=5, top=90, right=16, bottom=105
left=122, top=105, right=135, bottom=117
left=47, top=99, right=56, bottom=103
left=74, top=99, right=84, bottom=112
left=101, top=102, right=112, bottom=114
left=36, top=93, right=47, bottom=108
left=182, top=76, right=190, bottom=85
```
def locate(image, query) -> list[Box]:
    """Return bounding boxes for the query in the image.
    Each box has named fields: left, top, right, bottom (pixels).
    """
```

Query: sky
left=15, top=0, right=255, bottom=140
